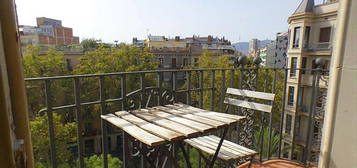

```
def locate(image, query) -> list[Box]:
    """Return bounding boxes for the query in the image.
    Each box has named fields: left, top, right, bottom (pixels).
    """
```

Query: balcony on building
left=21, top=59, right=331, bottom=168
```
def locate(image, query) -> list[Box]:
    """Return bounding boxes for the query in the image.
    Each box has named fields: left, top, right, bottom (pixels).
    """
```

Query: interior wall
left=328, top=0, right=357, bottom=167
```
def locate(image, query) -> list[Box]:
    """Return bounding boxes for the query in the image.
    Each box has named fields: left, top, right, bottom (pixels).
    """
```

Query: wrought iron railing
left=25, top=64, right=329, bottom=167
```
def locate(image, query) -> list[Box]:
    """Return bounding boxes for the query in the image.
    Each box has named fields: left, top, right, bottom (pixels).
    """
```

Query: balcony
left=24, top=66, right=329, bottom=168
left=300, top=72, right=329, bottom=88
left=150, top=48, right=189, bottom=54
left=303, top=42, right=332, bottom=55
left=297, top=105, right=309, bottom=116
left=315, top=0, right=339, bottom=6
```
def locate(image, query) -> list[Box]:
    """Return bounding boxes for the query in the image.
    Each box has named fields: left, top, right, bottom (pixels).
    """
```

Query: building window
left=292, top=27, right=301, bottom=48
left=301, top=57, right=307, bottom=74
left=312, top=59, right=318, bottom=69
left=66, top=59, right=72, bottom=71
left=172, top=58, right=176, bottom=68
left=194, top=58, right=199, bottom=66
left=283, top=142, right=290, bottom=158
left=322, top=60, right=330, bottom=75
left=298, top=87, right=305, bottom=107
left=183, top=58, right=188, bottom=66
left=285, top=114, right=292, bottom=135
left=288, top=86, right=295, bottom=106
left=304, top=26, right=311, bottom=48
left=158, top=58, right=164, bottom=67
left=292, top=145, right=303, bottom=160
left=290, top=57, right=297, bottom=77
left=319, top=27, right=332, bottom=43
left=296, top=117, right=301, bottom=135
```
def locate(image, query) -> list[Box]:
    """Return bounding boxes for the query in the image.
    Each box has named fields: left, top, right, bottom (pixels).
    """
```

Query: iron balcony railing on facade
left=303, top=42, right=332, bottom=52
left=316, top=0, right=339, bottom=5
left=25, top=61, right=329, bottom=168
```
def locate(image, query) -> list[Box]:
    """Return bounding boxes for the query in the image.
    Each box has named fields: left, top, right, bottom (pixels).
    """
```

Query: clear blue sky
left=16, top=0, right=303, bottom=43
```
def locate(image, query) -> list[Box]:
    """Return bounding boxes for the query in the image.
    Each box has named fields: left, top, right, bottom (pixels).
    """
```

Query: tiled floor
left=237, top=159, right=316, bottom=168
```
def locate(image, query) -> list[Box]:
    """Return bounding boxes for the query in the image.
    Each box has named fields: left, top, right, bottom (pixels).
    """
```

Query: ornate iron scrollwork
left=309, top=71, right=329, bottom=164
left=161, top=89, right=175, bottom=105
left=125, top=87, right=175, bottom=111
left=237, top=67, right=259, bottom=149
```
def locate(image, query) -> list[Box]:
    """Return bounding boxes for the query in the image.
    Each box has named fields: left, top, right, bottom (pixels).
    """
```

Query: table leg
left=122, top=132, right=130, bottom=168
left=208, top=126, right=229, bottom=168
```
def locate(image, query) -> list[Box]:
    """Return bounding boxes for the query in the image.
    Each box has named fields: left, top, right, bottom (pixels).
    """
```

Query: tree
left=80, top=38, right=100, bottom=50
left=254, top=127, right=280, bottom=158
left=75, top=44, right=157, bottom=74
left=23, top=45, right=69, bottom=78
left=75, top=44, right=158, bottom=113
left=82, top=154, right=122, bottom=168
left=31, top=113, right=77, bottom=167
left=23, top=46, right=73, bottom=118
left=186, top=50, right=235, bottom=111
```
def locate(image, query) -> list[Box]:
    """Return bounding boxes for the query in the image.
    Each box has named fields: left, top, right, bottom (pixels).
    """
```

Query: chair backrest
left=224, top=88, right=275, bottom=113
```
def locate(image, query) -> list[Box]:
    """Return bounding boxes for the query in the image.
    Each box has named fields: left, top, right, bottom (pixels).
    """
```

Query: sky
left=15, top=0, right=303, bottom=44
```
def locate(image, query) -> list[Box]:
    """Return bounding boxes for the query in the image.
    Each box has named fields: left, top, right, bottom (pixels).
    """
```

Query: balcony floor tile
left=237, top=159, right=317, bottom=168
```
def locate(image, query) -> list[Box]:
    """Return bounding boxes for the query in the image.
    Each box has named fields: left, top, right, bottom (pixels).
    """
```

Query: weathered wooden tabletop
left=101, top=103, right=245, bottom=147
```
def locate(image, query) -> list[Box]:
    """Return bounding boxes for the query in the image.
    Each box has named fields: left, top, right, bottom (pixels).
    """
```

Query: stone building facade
left=282, top=0, right=338, bottom=163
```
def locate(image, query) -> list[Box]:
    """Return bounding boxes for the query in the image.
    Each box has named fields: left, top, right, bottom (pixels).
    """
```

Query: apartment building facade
left=249, top=38, right=259, bottom=57
left=272, top=32, right=289, bottom=68
left=282, top=0, right=338, bottom=163
left=258, top=32, right=289, bottom=68
left=19, top=17, right=80, bottom=46
left=134, top=35, right=235, bottom=81
left=145, top=35, right=190, bottom=69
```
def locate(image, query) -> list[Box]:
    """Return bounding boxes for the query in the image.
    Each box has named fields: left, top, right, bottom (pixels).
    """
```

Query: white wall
left=319, top=0, right=357, bottom=167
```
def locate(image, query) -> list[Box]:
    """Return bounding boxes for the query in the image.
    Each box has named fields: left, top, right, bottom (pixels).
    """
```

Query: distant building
left=260, top=32, right=289, bottom=68
left=265, top=41, right=277, bottom=67
left=132, top=37, right=145, bottom=47
left=273, top=32, right=289, bottom=68
left=19, top=17, right=79, bottom=46
left=249, top=38, right=259, bottom=57
left=258, top=46, right=267, bottom=66
left=145, top=36, right=189, bottom=71
left=134, top=35, right=235, bottom=81
left=137, top=35, right=235, bottom=68
left=282, top=0, right=338, bottom=163
left=22, top=45, right=85, bottom=70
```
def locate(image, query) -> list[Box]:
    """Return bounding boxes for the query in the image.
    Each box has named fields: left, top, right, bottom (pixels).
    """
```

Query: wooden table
left=101, top=103, right=245, bottom=167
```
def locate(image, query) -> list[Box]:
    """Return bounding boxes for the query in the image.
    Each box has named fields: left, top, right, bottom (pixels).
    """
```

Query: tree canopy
left=75, top=45, right=157, bottom=74
left=24, top=44, right=159, bottom=167
left=23, top=45, right=70, bottom=78
left=80, top=38, right=100, bottom=50
left=31, top=113, right=76, bottom=167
